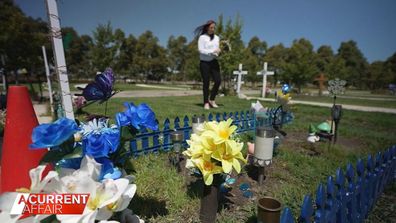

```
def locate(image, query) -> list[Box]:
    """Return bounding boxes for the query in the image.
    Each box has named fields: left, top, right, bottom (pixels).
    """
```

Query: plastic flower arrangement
left=0, top=68, right=156, bottom=223
left=183, top=118, right=246, bottom=185
left=276, top=84, right=292, bottom=110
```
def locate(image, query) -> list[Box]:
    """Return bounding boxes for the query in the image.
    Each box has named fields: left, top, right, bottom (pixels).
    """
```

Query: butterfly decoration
left=76, top=68, right=117, bottom=104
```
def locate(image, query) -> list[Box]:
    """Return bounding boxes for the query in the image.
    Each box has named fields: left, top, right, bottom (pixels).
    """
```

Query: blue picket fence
left=280, top=145, right=396, bottom=223
left=129, top=108, right=290, bottom=156
left=129, top=110, right=254, bottom=156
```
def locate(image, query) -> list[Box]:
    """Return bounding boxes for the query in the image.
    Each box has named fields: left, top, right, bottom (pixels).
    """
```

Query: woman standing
left=194, top=20, right=221, bottom=110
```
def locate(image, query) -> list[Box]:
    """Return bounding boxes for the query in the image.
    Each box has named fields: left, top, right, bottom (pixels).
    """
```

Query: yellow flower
left=204, top=119, right=237, bottom=145
left=212, top=140, right=246, bottom=174
left=194, top=158, right=223, bottom=185
left=277, top=90, right=291, bottom=105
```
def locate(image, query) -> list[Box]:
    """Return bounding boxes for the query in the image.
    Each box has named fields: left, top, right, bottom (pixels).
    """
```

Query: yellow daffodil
left=212, top=140, right=246, bottom=174
left=204, top=119, right=237, bottom=145
left=194, top=158, right=223, bottom=185
left=184, top=119, right=247, bottom=185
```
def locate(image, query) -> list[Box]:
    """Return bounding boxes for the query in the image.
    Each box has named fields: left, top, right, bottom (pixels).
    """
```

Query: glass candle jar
left=254, top=127, right=275, bottom=166
left=192, top=115, right=205, bottom=134
left=170, top=131, right=184, bottom=152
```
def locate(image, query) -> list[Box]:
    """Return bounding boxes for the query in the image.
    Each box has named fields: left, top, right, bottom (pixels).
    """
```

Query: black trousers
left=200, top=60, right=221, bottom=104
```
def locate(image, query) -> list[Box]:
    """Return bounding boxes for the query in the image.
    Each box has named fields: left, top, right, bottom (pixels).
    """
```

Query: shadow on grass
left=128, top=194, right=169, bottom=218
left=246, top=215, right=258, bottom=223
left=186, top=178, right=204, bottom=199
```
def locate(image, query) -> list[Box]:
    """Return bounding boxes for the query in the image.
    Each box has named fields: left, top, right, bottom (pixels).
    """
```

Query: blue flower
left=83, top=128, right=120, bottom=158
left=116, top=102, right=158, bottom=131
left=30, top=118, right=79, bottom=149
left=57, top=157, right=83, bottom=169
left=281, top=84, right=290, bottom=94
left=95, top=157, right=122, bottom=180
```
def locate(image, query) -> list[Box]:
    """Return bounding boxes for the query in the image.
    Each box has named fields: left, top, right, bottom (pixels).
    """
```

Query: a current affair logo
left=10, top=193, right=89, bottom=215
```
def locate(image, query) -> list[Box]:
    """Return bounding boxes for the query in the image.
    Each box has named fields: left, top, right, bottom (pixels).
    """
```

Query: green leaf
left=120, top=126, right=138, bottom=141
left=40, top=149, right=70, bottom=164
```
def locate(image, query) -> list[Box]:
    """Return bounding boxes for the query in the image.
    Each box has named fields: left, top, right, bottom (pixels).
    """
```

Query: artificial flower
left=184, top=119, right=245, bottom=185
left=116, top=103, right=158, bottom=131
left=30, top=118, right=79, bottom=149
left=194, top=159, right=223, bottom=185
left=203, top=118, right=237, bottom=145
left=80, top=119, right=120, bottom=158
left=212, top=140, right=245, bottom=173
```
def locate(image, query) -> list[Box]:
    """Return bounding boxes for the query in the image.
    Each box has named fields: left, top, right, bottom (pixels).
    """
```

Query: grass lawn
left=78, top=95, right=396, bottom=222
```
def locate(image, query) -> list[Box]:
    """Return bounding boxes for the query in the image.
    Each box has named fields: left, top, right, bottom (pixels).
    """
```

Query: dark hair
left=194, top=20, right=216, bottom=40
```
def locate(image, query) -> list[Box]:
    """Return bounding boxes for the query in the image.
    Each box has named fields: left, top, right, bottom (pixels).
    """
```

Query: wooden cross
left=233, top=64, right=248, bottom=96
left=257, top=62, right=274, bottom=98
left=314, top=73, right=328, bottom=96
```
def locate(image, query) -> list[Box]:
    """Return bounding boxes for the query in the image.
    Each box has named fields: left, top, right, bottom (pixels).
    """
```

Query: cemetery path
left=110, top=89, right=202, bottom=98
left=248, top=97, right=396, bottom=114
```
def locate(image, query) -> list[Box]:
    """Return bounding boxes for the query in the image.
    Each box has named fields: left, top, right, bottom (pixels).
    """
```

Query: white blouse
left=198, top=34, right=220, bottom=61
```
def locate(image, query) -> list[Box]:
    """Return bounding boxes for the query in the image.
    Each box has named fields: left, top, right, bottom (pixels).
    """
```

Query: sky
left=14, top=0, right=396, bottom=63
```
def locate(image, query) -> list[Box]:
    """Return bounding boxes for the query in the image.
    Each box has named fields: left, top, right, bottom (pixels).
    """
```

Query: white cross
left=257, top=62, right=274, bottom=98
left=233, top=64, right=248, bottom=96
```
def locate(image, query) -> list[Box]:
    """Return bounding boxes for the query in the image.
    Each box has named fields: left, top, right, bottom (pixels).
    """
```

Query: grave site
left=1, top=1, right=396, bottom=223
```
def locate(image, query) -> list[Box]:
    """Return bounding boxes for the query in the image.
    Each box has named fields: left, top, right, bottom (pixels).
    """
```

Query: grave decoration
left=183, top=118, right=246, bottom=223
left=307, top=120, right=333, bottom=143
left=314, top=73, right=328, bottom=96
left=328, top=78, right=346, bottom=143
left=256, top=62, right=274, bottom=98
left=233, top=64, right=248, bottom=97
left=247, top=84, right=294, bottom=185
left=0, top=68, right=156, bottom=223
left=169, top=131, right=184, bottom=172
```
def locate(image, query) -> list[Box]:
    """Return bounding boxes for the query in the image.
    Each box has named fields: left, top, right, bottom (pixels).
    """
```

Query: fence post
left=335, top=168, right=347, bottom=223
left=365, top=155, right=374, bottom=214
left=326, top=176, right=336, bottom=223
left=183, top=115, right=190, bottom=142
left=356, top=159, right=365, bottom=221
left=300, top=195, right=313, bottom=223
left=346, top=163, right=357, bottom=223
left=163, top=118, right=171, bottom=151
left=280, top=207, right=295, bottom=223
left=315, top=184, right=326, bottom=223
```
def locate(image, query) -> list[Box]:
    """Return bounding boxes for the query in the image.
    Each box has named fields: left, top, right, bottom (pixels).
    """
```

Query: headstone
left=257, top=62, right=274, bottom=98
left=314, top=73, right=328, bottom=96
left=233, top=64, right=247, bottom=96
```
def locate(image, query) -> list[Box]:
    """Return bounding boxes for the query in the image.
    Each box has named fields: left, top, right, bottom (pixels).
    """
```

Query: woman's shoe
left=204, top=103, right=210, bottom=110
left=209, top=100, right=218, bottom=108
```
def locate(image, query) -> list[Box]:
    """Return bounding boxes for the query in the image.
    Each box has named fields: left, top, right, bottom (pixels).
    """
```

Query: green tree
left=216, top=14, right=245, bottom=93
left=242, top=36, right=267, bottom=86
left=384, top=53, right=396, bottom=84
left=264, top=44, right=288, bottom=86
left=134, top=31, right=168, bottom=81
left=337, top=40, right=368, bottom=88
left=184, top=40, right=200, bottom=82
left=90, top=22, right=123, bottom=72
left=63, top=27, right=93, bottom=78
left=316, top=45, right=349, bottom=81
left=115, top=34, right=138, bottom=79
left=0, top=0, right=49, bottom=86
left=366, top=61, right=386, bottom=89
left=167, top=35, right=188, bottom=81
left=282, top=38, right=318, bottom=93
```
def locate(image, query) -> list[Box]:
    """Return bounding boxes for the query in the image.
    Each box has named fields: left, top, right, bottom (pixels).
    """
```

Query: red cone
left=0, top=86, right=48, bottom=193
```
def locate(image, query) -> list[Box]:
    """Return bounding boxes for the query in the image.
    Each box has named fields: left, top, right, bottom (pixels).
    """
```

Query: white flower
left=51, top=156, right=137, bottom=223
left=57, top=178, right=136, bottom=223
left=80, top=118, right=117, bottom=137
